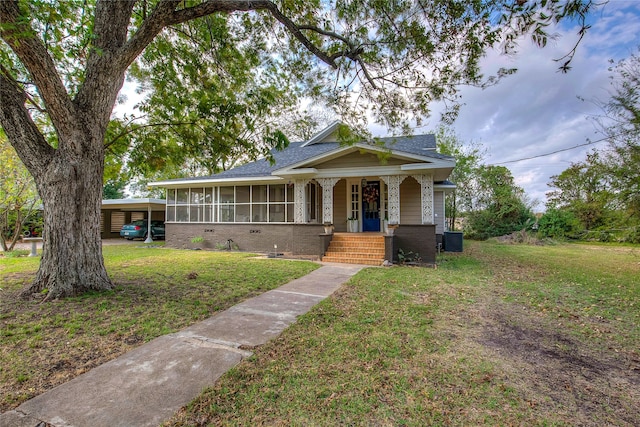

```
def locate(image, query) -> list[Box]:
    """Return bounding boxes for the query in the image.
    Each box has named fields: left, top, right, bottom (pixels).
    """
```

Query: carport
left=101, top=199, right=166, bottom=240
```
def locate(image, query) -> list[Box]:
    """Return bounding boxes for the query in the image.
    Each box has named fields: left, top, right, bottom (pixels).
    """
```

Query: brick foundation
left=165, top=223, right=436, bottom=264
left=166, top=223, right=326, bottom=257
left=392, top=224, right=437, bottom=264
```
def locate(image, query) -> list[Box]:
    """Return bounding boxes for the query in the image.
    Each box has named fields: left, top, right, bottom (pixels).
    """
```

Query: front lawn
left=167, top=241, right=640, bottom=426
left=2, top=241, right=639, bottom=425
left=0, top=246, right=319, bottom=412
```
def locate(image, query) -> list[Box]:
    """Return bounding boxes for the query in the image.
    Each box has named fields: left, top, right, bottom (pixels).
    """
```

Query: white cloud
left=400, top=2, right=640, bottom=210
left=113, top=81, right=146, bottom=118
left=112, top=3, right=639, bottom=211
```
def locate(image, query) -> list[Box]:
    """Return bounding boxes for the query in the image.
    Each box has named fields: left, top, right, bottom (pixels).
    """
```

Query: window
left=165, top=184, right=295, bottom=223
left=349, top=183, right=360, bottom=220
left=306, top=181, right=320, bottom=222
left=166, top=187, right=213, bottom=223
left=177, top=189, right=188, bottom=204
left=235, top=186, right=251, bottom=222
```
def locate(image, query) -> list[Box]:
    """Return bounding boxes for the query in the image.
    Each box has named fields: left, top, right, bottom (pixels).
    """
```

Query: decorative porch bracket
left=380, top=175, right=406, bottom=224
left=411, top=174, right=434, bottom=224
left=316, top=178, right=340, bottom=224
left=293, top=179, right=309, bottom=223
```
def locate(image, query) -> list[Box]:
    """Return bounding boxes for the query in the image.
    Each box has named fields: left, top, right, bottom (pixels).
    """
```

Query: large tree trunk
left=0, top=0, right=132, bottom=299
left=20, top=136, right=113, bottom=299
left=1, top=0, right=343, bottom=299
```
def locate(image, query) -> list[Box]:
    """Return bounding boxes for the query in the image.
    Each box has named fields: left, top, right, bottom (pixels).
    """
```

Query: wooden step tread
left=322, top=233, right=387, bottom=266
left=321, top=256, right=383, bottom=266
left=327, top=248, right=385, bottom=253
left=325, top=244, right=385, bottom=251
left=324, top=251, right=385, bottom=257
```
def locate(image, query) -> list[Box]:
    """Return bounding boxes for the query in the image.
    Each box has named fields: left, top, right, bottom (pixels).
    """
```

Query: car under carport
left=101, top=199, right=166, bottom=240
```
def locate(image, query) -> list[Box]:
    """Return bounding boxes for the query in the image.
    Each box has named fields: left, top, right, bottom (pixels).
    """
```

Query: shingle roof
left=163, top=133, right=453, bottom=182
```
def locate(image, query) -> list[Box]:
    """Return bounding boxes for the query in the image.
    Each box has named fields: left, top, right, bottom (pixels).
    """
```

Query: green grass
left=167, top=241, right=640, bottom=426
left=0, top=245, right=319, bottom=412
left=478, top=242, right=640, bottom=346
left=3, top=241, right=639, bottom=424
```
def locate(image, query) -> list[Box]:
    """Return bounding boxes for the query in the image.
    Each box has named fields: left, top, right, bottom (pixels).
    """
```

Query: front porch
left=298, top=174, right=441, bottom=234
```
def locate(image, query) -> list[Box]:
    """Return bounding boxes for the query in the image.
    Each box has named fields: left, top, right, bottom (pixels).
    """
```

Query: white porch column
left=293, top=179, right=309, bottom=223
left=412, top=174, right=434, bottom=224
left=316, top=178, right=340, bottom=224
left=380, top=175, right=406, bottom=224
left=144, top=205, right=153, bottom=243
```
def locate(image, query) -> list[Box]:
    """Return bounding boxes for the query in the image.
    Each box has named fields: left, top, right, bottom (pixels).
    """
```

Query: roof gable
left=274, top=134, right=448, bottom=174
left=301, top=120, right=341, bottom=146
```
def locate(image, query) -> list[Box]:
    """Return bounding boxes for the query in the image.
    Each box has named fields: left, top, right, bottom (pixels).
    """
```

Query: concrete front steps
left=322, top=232, right=386, bottom=266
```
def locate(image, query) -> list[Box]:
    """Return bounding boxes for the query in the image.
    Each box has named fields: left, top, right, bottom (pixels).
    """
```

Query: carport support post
left=144, top=206, right=153, bottom=244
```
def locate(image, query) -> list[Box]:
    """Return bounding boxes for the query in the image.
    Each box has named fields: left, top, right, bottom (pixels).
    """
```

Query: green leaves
left=114, top=14, right=303, bottom=179
left=596, top=48, right=640, bottom=221
left=0, top=131, right=41, bottom=250
left=435, top=125, right=486, bottom=231
left=2, top=0, right=604, bottom=203
left=465, top=165, right=534, bottom=240
left=547, top=153, right=611, bottom=230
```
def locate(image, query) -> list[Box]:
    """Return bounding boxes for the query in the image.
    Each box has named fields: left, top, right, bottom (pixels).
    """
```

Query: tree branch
left=119, top=1, right=343, bottom=75
left=0, top=69, right=55, bottom=174
left=297, top=24, right=355, bottom=55
left=296, top=24, right=377, bottom=86
left=0, top=64, right=46, bottom=113
left=104, top=119, right=198, bottom=149
left=76, top=1, right=137, bottom=123
left=115, top=1, right=188, bottom=72
left=253, top=3, right=338, bottom=68
left=0, top=1, right=75, bottom=140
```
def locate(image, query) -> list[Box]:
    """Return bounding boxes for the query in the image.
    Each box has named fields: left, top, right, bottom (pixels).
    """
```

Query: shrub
left=464, top=205, right=534, bottom=240
left=537, top=208, right=581, bottom=240
left=621, top=227, right=640, bottom=244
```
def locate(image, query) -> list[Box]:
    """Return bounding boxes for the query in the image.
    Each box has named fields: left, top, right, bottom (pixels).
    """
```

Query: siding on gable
left=312, top=151, right=420, bottom=169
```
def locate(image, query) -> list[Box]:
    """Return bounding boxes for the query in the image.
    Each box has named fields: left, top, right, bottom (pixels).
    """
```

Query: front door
left=362, top=181, right=380, bottom=232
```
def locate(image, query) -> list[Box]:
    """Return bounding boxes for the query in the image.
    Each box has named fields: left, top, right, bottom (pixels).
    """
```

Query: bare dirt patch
left=476, top=303, right=640, bottom=425
left=454, top=243, right=640, bottom=426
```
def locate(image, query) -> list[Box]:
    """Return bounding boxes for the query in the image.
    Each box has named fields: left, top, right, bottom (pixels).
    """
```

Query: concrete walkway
left=1, top=263, right=364, bottom=427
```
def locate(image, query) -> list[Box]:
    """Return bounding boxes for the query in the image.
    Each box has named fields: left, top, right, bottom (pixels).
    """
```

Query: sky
left=116, top=2, right=640, bottom=209
left=395, top=1, right=640, bottom=210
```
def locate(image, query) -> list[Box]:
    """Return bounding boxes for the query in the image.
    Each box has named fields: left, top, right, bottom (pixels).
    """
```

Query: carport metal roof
left=101, top=198, right=166, bottom=211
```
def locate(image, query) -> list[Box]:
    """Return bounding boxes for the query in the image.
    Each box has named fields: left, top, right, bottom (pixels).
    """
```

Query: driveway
left=1, top=238, right=140, bottom=252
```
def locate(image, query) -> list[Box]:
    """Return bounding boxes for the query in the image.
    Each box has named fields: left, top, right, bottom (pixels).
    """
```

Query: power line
left=491, top=136, right=611, bottom=165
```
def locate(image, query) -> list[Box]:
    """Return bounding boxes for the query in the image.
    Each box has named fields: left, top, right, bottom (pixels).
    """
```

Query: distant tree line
left=436, top=125, right=535, bottom=241
left=539, top=48, right=640, bottom=243
left=444, top=47, right=640, bottom=243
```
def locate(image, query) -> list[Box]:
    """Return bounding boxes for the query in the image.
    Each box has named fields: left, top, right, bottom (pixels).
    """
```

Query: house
left=150, top=122, right=456, bottom=265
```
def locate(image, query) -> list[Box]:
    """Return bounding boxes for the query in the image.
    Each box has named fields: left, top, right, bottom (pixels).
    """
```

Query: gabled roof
left=301, top=120, right=342, bottom=146
left=151, top=124, right=455, bottom=186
